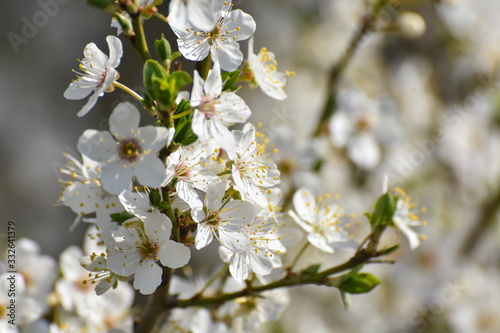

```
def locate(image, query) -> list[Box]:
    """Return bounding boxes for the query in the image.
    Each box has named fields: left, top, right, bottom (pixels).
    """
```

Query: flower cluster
left=49, top=0, right=430, bottom=332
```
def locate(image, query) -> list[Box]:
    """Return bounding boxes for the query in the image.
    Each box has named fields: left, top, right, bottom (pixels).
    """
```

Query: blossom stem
left=312, top=0, right=390, bottom=137
left=197, top=264, right=229, bottom=297
left=153, top=11, right=169, bottom=23
left=288, top=242, right=310, bottom=272
left=217, top=170, right=232, bottom=177
left=166, top=249, right=384, bottom=309
left=171, top=110, right=192, bottom=120
left=162, top=187, right=180, bottom=242
left=129, top=1, right=151, bottom=62
left=113, top=81, right=143, bottom=101
left=135, top=267, right=174, bottom=333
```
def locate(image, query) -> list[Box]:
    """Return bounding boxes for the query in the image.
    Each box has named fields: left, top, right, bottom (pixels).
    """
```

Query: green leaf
left=169, top=71, right=192, bottom=91
left=149, top=189, right=161, bottom=207
left=141, top=91, right=156, bottom=109
left=338, top=272, right=380, bottom=294
left=299, top=264, right=321, bottom=276
left=370, top=192, right=396, bottom=229
left=155, top=34, right=172, bottom=62
left=221, top=70, right=241, bottom=91
left=143, top=60, right=170, bottom=105
left=110, top=211, right=135, bottom=225
left=172, top=116, right=198, bottom=146
left=173, top=99, right=191, bottom=126
left=170, top=51, right=181, bottom=61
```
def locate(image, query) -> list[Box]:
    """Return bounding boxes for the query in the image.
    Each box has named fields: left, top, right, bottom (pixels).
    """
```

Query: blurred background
left=1, top=0, right=500, bottom=332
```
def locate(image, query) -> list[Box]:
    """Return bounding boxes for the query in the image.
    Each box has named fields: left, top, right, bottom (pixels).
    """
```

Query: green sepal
left=377, top=243, right=400, bottom=256
left=155, top=34, right=172, bottom=62
left=338, top=272, right=381, bottom=294
left=110, top=211, right=135, bottom=225
left=370, top=192, right=396, bottom=230
left=222, top=70, right=241, bottom=92
left=149, top=189, right=161, bottom=207
left=158, top=201, right=171, bottom=212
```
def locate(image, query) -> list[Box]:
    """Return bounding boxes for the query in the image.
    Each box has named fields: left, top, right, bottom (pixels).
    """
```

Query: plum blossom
left=77, top=102, right=174, bottom=195
left=107, top=194, right=191, bottom=294
left=64, top=36, right=123, bottom=117
left=227, top=125, right=280, bottom=207
left=163, top=140, right=218, bottom=209
left=169, top=0, right=256, bottom=71
left=288, top=188, right=357, bottom=253
left=245, top=37, right=293, bottom=100
left=191, top=180, right=252, bottom=251
left=190, top=61, right=251, bottom=153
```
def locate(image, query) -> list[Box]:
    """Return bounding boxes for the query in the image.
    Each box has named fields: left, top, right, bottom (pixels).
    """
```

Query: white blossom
left=77, top=102, right=173, bottom=195
left=191, top=61, right=251, bottom=153
left=288, top=188, right=357, bottom=253
left=169, top=0, right=256, bottom=71
left=64, top=36, right=122, bottom=117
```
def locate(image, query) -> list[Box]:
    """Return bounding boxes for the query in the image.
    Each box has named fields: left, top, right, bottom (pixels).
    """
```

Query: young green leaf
left=338, top=272, right=380, bottom=294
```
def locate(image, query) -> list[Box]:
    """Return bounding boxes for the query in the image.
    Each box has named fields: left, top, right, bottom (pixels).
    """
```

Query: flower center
left=174, top=162, right=191, bottom=179
left=355, top=116, right=372, bottom=132
left=199, top=96, right=216, bottom=118
left=139, top=240, right=159, bottom=261
left=118, top=138, right=142, bottom=162
left=207, top=212, right=221, bottom=227
left=98, top=69, right=109, bottom=87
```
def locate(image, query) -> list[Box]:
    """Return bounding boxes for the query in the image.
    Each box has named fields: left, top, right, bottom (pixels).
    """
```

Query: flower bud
left=396, top=12, right=426, bottom=39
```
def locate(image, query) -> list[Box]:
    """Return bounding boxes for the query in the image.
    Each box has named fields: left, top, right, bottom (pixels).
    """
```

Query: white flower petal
left=205, top=61, right=222, bottom=97
left=133, top=260, right=162, bottom=294
left=224, top=9, right=256, bottom=41
left=144, top=210, right=172, bottom=242
left=106, top=35, right=123, bottom=68
left=158, top=240, right=191, bottom=268
left=292, top=188, right=317, bottom=223
left=177, top=180, right=203, bottom=208
left=64, top=80, right=93, bottom=100
left=347, top=133, right=381, bottom=170
left=76, top=89, right=102, bottom=117
left=212, top=40, right=243, bottom=72
left=229, top=252, right=249, bottom=283
left=191, top=109, right=212, bottom=142
left=110, top=102, right=140, bottom=139
left=100, top=160, right=134, bottom=195
left=307, top=233, right=334, bottom=253
left=134, top=154, right=168, bottom=188
left=77, top=129, right=116, bottom=162
left=187, top=0, right=217, bottom=31
left=194, top=224, right=214, bottom=250
left=178, top=34, right=210, bottom=62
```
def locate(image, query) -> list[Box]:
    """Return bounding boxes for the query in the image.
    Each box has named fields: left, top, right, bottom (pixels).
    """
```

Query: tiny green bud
left=155, top=34, right=172, bottom=62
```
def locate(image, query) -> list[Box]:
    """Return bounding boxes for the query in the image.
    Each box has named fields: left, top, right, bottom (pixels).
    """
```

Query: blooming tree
left=3, top=0, right=442, bottom=332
